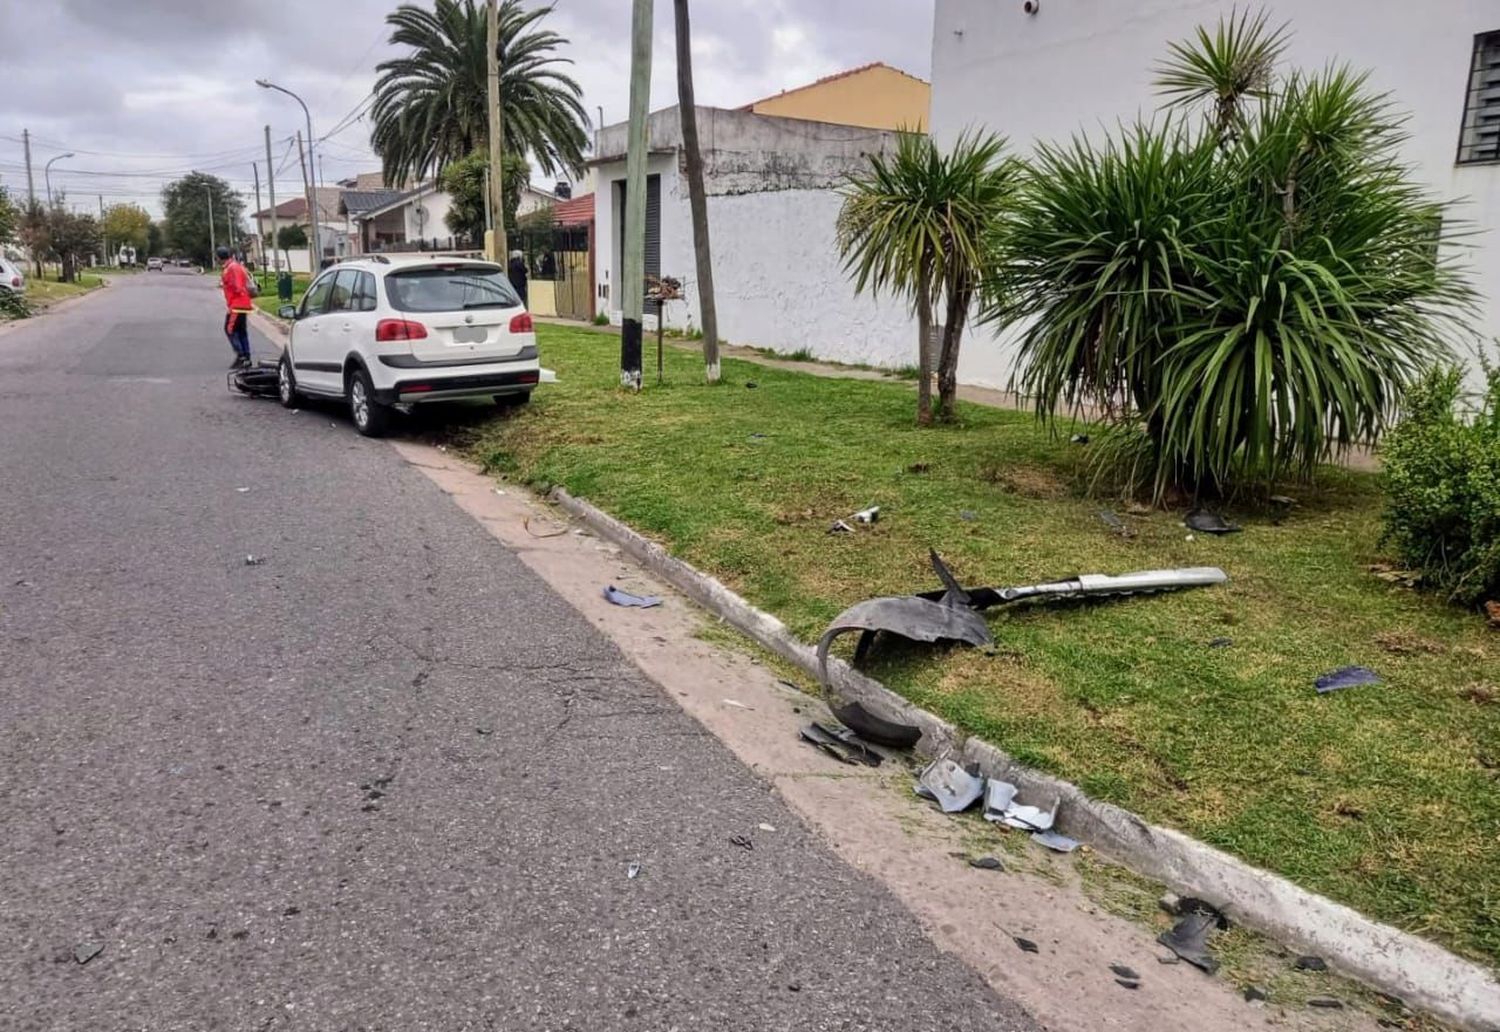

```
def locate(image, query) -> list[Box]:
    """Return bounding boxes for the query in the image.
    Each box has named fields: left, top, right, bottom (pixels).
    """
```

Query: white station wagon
left=277, top=255, right=539, bottom=436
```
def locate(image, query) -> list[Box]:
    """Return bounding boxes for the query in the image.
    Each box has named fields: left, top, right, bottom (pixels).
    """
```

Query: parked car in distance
left=0, top=255, right=25, bottom=293
left=146, top=257, right=163, bottom=271
left=275, top=255, right=539, bottom=437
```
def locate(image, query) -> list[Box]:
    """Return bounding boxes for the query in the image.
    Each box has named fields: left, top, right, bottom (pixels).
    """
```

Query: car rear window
left=384, top=265, right=521, bottom=313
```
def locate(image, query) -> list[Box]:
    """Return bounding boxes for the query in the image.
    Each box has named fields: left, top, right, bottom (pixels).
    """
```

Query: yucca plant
left=839, top=131, right=1020, bottom=424
left=985, top=9, right=1473, bottom=496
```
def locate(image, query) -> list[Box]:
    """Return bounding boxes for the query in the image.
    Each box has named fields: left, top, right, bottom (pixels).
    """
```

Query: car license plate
left=452, top=326, right=488, bottom=344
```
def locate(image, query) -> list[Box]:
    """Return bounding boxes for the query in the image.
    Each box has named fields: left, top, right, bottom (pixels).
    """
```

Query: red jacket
left=221, top=259, right=253, bottom=313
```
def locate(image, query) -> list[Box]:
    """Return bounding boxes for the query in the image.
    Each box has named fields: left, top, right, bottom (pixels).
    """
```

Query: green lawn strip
left=458, top=323, right=1500, bottom=967
left=25, top=273, right=104, bottom=308
left=252, top=271, right=310, bottom=317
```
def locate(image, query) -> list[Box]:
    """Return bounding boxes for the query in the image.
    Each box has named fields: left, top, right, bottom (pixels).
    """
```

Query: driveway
left=0, top=270, right=1038, bottom=1031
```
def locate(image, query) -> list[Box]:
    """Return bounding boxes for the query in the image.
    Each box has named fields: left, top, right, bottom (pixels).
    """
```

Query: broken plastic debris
left=1110, top=964, right=1139, bottom=981
left=1307, top=997, right=1344, bottom=1010
left=853, top=505, right=880, bottom=524
left=626, top=861, right=641, bottom=880
left=1156, top=901, right=1227, bottom=973
left=828, top=519, right=854, bottom=534
left=603, top=586, right=663, bottom=609
left=244, top=555, right=266, bottom=566
left=1294, top=955, right=1328, bottom=972
left=1244, top=985, right=1268, bottom=1002
left=74, top=942, right=104, bottom=965
left=968, top=855, right=1004, bottom=871
left=915, top=759, right=985, bottom=813
left=1208, top=636, right=1234, bottom=649
left=799, top=722, right=882, bottom=767
left=982, top=779, right=1057, bottom=831
left=1098, top=510, right=1135, bottom=538
left=1115, top=978, right=1141, bottom=990
left=721, top=698, right=751, bottom=710
left=1069, top=433, right=1090, bottom=445
left=829, top=700, right=920, bottom=749
left=1031, top=830, right=1079, bottom=853
left=1315, top=665, right=1380, bottom=693
left=539, top=368, right=558, bottom=383
left=758, top=822, right=776, bottom=832
left=729, top=834, right=754, bottom=851
left=960, top=510, right=978, bottom=522
left=235, top=487, right=250, bottom=493
left=1014, top=936, right=1040, bottom=954
left=1185, top=509, right=1242, bottom=535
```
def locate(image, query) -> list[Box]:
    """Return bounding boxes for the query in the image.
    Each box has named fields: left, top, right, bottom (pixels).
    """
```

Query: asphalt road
left=0, top=271, right=1038, bottom=1032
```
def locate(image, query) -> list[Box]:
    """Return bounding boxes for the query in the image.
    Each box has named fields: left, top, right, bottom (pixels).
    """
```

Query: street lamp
left=44, top=152, right=74, bottom=206
left=256, top=78, right=320, bottom=270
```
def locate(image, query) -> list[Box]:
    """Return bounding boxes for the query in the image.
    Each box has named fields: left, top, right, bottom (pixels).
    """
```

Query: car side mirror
left=278, top=304, right=297, bottom=320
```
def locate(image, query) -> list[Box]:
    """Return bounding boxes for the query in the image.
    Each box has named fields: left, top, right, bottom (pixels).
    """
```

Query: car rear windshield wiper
left=462, top=300, right=509, bottom=309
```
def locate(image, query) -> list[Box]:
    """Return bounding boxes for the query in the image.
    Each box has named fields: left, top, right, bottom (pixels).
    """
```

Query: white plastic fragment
left=915, top=759, right=985, bottom=813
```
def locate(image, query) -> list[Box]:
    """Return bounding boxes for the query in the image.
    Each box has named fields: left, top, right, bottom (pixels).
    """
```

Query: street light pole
left=43, top=152, right=74, bottom=206
left=257, top=78, right=320, bottom=270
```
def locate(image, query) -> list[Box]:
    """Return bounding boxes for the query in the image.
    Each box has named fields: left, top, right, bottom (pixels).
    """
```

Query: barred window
left=1458, top=31, right=1500, bottom=164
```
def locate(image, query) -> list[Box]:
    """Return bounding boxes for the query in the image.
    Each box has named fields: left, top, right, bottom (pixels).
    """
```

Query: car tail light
left=375, top=318, right=428, bottom=342
left=9, top=276, right=19, bottom=288
left=508, top=312, right=533, bottom=334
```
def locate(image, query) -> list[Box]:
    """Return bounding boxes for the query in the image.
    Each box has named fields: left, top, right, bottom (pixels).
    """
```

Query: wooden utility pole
left=22, top=129, right=35, bottom=205
left=621, top=0, right=654, bottom=390
left=486, top=0, right=507, bottom=262
left=264, top=126, right=281, bottom=275
left=296, top=130, right=316, bottom=272
left=673, top=0, right=719, bottom=383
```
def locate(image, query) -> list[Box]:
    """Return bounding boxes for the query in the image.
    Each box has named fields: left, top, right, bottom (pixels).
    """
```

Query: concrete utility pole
left=486, top=0, right=507, bottom=262
left=206, top=183, right=216, bottom=258
left=264, top=126, right=281, bottom=275
left=98, top=195, right=107, bottom=266
left=296, top=131, right=316, bottom=273
left=252, top=163, right=264, bottom=274
left=621, top=0, right=654, bottom=390
left=673, top=0, right=719, bottom=383
left=22, top=129, right=35, bottom=205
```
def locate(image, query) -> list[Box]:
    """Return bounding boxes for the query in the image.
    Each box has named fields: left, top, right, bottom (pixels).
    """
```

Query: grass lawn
left=452, top=323, right=1500, bottom=968
left=25, top=272, right=104, bottom=308
left=253, top=271, right=310, bottom=318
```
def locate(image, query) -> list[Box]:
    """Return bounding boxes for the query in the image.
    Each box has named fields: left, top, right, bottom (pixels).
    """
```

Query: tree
left=440, top=149, right=529, bottom=242
left=46, top=203, right=101, bottom=282
left=371, top=0, right=588, bottom=197
left=984, top=10, right=1474, bottom=495
left=838, top=131, right=1019, bottom=425
left=674, top=0, right=719, bottom=383
left=277, top=224, right=308, bottom=250
left=102, top=203, right=151, bottom=257
left=161, top=172, right=243, bottom=266
left=146, top=221, right=164, bottom=257
left=18, top=201, right=50, bottom=277
left=0, top=187, right=18, bottom=244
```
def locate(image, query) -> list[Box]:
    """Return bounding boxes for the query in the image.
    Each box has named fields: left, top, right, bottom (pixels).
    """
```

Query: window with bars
left=1458, top=31, right=1500, bottom=164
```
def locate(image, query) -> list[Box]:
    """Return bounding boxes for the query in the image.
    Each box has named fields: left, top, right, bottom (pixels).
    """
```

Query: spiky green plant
left=838, top=131, right=1020, bottom=424
left=985, top=10, right=1473, bottom=496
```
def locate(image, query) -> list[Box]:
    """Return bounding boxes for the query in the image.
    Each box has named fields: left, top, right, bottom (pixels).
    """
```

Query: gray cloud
left=0, top=0, right=932, bottom=214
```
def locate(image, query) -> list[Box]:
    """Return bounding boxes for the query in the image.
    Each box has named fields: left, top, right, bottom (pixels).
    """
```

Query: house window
left=1458, top=31, right=1500, bottom=164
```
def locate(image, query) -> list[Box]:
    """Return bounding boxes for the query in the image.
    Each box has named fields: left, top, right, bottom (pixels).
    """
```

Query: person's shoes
left=231, top=355, right=250, bottom=369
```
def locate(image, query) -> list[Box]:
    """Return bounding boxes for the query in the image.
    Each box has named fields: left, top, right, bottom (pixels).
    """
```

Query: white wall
left=401, top=189, right=455, bottom=246
left=932, top=0, right=1500, bottom=376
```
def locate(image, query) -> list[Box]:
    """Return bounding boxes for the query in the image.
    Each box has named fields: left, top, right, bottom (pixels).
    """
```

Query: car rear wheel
left=277, top=355, right=299, bottom=408
left=348, top=366, right=391, bottom=437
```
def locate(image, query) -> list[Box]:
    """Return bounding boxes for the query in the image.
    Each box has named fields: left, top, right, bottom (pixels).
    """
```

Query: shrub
left=0, top=288, right=32, bottom=320
left=984, top=10, right=1473, bottom=497
left=1381, top=361, right=1500, bottom=605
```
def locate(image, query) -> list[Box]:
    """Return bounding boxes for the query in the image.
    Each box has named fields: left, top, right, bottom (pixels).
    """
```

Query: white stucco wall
left=931, top=0, right=1500, bottom=377
left=401, top=189, right=455, bottom=246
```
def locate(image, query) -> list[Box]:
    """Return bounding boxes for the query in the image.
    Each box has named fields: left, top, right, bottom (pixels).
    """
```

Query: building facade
left=931, top=0, right=1500, bottom=380
left=740, top=62, right=931, bottom=132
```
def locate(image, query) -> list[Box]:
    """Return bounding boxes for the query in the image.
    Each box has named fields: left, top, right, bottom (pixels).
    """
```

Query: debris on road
left=1295, top=955, right=1328, bottom=972
left=243, top=554, right=266, bottom=566
left=915, top=758, right=985, bottom=813
left=1207, top=636, right=1234, bottom=649
left=603, top=586, right=663, bottom=609
left=1185, top=509, right=1242, bottom=535
left=1315, top=665, right=1380, bottom=694
left=729, top=834, right=754, bottom=851
left=626, top=861, right=641, bottom=880
left=1244, top=985, right=1268, bottom=1002
left=799, top=721, right=883, bottom=767
left=758, top=822, right=776, bottom=832
left=829, top=700, right=921, bottom=749
left=1157, top=901, right=1227, bottom=973
left=73, top=942, right=104, bottom=965
left=235, top=487, right=250, bottom=493
left=1114, top=977, right=1141, bottom=990
left=721, top=698, right=751, bottom=710
left=968, top=855, right=1004, bottom=871
left=1014, top=936, right=1040, bottom=954
left=523, top=515, right=569, bottom=538
left=853, top=505, right=880, bottom=525
left=1110, top=964, right=1140, bottom=981
left=1307, top=997, right=1344, bottom=1010
left=982, top=779, right=1057, bottom=832
left=828, top=519, right=855, bottom=534
left=1069, top=433, right=1090, bottom=445
left=1031, top=830, right=1080, bottom=853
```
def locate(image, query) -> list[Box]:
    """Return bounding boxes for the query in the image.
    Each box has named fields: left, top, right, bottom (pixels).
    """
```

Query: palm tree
left=371, top=0, right=589, bottom=188
left=837, top=131, right=1019, bottom=425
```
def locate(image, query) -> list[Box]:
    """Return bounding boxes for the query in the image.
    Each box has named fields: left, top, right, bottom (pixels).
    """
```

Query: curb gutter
left=550, top=486, right=1500, bottom=1031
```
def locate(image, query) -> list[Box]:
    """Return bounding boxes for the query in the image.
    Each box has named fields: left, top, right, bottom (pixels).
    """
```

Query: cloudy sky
left=0, top=0, right=932, bottom=217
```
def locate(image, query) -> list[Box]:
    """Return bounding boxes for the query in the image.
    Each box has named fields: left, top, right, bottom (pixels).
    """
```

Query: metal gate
left=554, top=247, right=591, bottom=321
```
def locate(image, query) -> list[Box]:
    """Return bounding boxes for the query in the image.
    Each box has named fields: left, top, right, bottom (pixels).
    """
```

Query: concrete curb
left=550, top=485, right=1500, bottom=1031
left=0, top=281, right=111, bottom=339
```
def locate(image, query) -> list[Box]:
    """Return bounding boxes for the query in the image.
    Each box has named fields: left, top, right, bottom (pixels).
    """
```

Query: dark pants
left=224, top=311, right=250, bottom=358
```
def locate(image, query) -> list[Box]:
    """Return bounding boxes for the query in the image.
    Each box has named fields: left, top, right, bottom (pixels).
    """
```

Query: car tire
left=277, top=355, right=299, bottom=408
left=493, top=390, right=532, bottom=410
left=348, top=366, right=391, bottom=437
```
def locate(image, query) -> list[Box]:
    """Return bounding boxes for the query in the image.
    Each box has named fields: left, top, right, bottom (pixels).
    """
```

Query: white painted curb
left=550, top=486, right=1500, bottom=1031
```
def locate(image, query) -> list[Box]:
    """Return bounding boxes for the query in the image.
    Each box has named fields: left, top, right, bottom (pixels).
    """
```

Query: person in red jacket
left=218, top=245, right=254, bottom=369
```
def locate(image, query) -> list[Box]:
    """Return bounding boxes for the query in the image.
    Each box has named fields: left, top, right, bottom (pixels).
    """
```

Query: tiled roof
left=551, top=193, right=594, bottom=226
left=341, top=189, right=404, bottom=215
